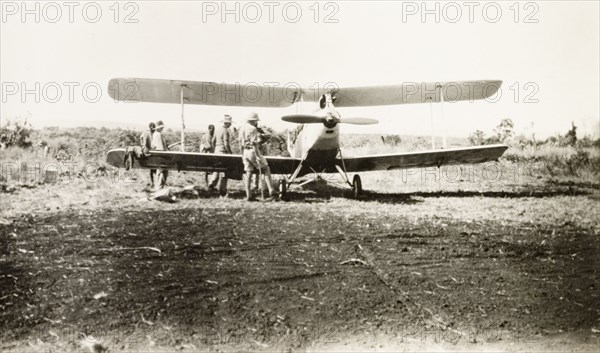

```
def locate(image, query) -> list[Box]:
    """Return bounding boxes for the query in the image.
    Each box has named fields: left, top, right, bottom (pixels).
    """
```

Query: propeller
left=282, top=114, right=378, bottom=125
left=281, top=115, right=324, bottom=124
left=338, top=117, right=378, bottom=125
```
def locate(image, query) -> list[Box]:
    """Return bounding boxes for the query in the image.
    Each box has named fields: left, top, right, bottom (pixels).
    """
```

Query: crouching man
left=238, top=112, right=278, bottom=201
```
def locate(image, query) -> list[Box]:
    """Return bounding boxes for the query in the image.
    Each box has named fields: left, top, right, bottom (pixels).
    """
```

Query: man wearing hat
left=238, top=112, right=278, bottom=201
left=199, top=124, right=215, bottom=187
left=140, top=122, right=157, bottom=188
left=151, top=120, right=169, bottom=189
left=208, top=115, right=233, bottom=196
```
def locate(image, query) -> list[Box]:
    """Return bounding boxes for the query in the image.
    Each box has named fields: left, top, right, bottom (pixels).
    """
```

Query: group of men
left=140, top=120, right=168, bottom=189
left=140, top=113, right=278, bottom=201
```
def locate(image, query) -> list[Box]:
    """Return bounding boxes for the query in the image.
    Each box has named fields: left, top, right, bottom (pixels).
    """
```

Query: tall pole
left=180, top=85, right=185, bottom=152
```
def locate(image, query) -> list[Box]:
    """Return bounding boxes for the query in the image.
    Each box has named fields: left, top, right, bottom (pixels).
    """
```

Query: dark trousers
left=208, top=147, right=229, bottom=195
left=149, top=169, right=157, bottom=186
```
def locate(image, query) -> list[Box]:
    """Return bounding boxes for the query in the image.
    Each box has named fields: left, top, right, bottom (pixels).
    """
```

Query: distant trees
left=115, top=129, right=139, bottom=146
left=0, top=118, right=33, bottom=149
left=468, top=130, right=486, bottom=145
left=381, top=135, right=402, bottom=146
left=494, top=118, right=515, bottom=143
left=468, top=118, right=515, bottom=145
left=561, top=122, right=577, bottom=147
left=468, top=119, right=598, bottom=148
left=261, top=126, right=288, bottom=156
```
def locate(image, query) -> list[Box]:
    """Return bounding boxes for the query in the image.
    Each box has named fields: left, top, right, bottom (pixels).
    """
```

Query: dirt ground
left=1, top=174, right=599, bottom=352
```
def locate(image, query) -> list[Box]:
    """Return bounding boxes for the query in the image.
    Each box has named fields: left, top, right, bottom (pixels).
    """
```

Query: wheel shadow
left=283, top=181, right=422, bottom=205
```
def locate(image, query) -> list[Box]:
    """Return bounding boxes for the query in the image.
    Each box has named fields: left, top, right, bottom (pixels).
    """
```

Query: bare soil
left=1, top=181, right=599, bottom=352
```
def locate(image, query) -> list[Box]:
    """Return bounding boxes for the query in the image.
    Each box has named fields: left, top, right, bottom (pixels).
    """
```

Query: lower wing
left=106, top=149, right=300, bottom=179
left=339, top=145, right=509, bottom=172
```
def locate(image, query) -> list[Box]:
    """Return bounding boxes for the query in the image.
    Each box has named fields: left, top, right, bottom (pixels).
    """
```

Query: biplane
left=106, top=78, right=508, bottom=198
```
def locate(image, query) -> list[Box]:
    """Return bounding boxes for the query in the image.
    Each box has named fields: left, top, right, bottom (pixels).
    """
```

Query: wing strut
left=440, top=84, right=447, bottom=149
left=429, top=84, right=447, bottom=150
left=180, top=84, right=186, bottom=152
left=335, top=148, right=352, bottom=187
left=287, top=151, right=309, bottom=184
left=429, top=100, right=435, bottom=149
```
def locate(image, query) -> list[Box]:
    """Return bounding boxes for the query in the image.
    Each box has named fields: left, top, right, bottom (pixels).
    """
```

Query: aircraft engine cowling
left=323, top=116, right=337, bottom=128
left=323, top=111, right=340, bottom=128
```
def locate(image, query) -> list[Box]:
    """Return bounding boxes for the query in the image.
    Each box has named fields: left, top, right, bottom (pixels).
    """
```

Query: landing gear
left=279, top=179, right=288, bottom=201
left=335, top=149, right=364, bottom=199
left=282, top=149, right=364, bottom=200
left=351, top=174, right=362, bottom=199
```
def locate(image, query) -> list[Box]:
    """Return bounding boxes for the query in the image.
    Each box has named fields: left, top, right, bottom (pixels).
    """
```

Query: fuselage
left=289, top=120, right=340, bottom=158
left=285, top=102, right=342, bottom=173
left=287, top=99, right=341, bottom=155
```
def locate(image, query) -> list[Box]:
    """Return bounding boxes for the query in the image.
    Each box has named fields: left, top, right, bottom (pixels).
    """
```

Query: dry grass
left=2, top=130, right=600, bottom=353
left=1, top=129, right=599, bottom=219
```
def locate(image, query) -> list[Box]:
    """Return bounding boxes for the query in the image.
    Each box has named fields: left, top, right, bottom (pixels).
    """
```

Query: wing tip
left=107, top=78, right=142, bottom=102
left=481, top=80, right=503, bottom=99
left=107, top=78, right=118, bottom=100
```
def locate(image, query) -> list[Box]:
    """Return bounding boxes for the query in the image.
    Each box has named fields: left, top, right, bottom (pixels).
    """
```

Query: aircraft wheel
left=352, top=174, right=362, bottom=199
left=279, top=179, right=288, bottom=201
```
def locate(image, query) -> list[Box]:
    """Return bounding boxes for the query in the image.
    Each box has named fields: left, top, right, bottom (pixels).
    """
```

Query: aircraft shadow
left=289, top=183, right=591, bottom=204
left=156, top=182, right=591, bottom=204
left=290, top=182, right=423, bottom=205
left=403, top=188, right=590, bottom=199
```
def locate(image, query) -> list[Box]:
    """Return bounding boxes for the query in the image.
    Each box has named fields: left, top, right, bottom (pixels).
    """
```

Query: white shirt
left=152, top=131, right=167, bottom=151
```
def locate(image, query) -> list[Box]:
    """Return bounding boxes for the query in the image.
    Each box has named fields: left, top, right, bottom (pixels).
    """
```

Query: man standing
left=199, top=124, right=215, bottom=186
left=151, top=120, right=169, bottom=189
left=200, top=124, right=215, bottom=153
left=208, top=115, right=233, bottom=196
left=140, top=122, right=157, bottom=188
left=239, top=112, right=278, bottom=201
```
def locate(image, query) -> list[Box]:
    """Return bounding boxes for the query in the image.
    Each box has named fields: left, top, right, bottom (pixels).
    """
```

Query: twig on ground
left=340, top=258, right=368, bottom=266
left=98, top=247, right=161, bottom=254
left=140, top=314, right=154, bottom=326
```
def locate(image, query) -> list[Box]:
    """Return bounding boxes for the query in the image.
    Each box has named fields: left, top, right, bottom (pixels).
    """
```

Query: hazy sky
left=1, top=1, right=599, bottom=138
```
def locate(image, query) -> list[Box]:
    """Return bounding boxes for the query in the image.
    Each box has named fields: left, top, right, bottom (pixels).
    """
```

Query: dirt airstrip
left=1, top=180, right=599, bottom=352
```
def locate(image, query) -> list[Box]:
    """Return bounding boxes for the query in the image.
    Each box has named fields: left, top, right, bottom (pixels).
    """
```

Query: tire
left=352, top=174, right=362, bottom=199
left=279, top=179, right=288, bottom=201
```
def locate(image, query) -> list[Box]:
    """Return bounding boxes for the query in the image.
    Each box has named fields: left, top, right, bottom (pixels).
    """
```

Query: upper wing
left=109, top=78, right=500, bottom=108
left=331, top=80, right=502, bottom=107
left=340, top=145, right=509, bottom=172
left=108, top=78, right=302, bottom=107
left=107, top=149, right=299, bottom=179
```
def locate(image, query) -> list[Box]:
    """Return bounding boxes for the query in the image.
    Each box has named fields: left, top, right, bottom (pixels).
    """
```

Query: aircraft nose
left=323, top=115, right=338, bottom=128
